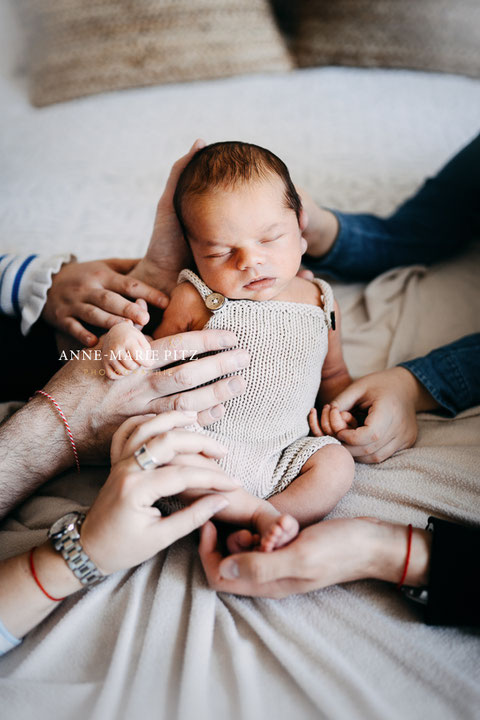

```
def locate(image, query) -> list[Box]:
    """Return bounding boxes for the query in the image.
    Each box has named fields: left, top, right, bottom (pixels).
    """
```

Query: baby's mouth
left=243, top=276, right=276, bottom=291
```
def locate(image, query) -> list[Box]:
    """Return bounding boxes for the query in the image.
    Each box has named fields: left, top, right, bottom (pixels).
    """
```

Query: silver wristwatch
left=48, top=511, right=104, bottom=586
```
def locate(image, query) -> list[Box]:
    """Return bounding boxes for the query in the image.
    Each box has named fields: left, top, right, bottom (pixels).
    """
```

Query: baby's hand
left=102, top=306, right=154, bottom=380
left=309, top=405, right=358, bottom=438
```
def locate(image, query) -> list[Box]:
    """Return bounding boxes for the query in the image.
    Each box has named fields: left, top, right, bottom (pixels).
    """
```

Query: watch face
left=48, top=512, right=80, bottom=538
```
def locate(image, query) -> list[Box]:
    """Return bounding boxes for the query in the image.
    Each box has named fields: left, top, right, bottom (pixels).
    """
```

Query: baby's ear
left=300, top=235, right=308, bottom=255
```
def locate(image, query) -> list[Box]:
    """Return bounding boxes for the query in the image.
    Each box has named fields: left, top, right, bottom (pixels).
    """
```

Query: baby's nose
left=236, top=246, right=264, bottom=270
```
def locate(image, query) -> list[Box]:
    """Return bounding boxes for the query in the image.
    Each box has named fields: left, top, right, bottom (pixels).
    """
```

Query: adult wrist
left=29, top=542, right=84, bottom=601
left=394, top=366, right=439, bottom=412
left=367, top=520, right=431, bottom=587
left=130, top=256, right=184, bottom=296
left=304, top=208, right=340, bottom=259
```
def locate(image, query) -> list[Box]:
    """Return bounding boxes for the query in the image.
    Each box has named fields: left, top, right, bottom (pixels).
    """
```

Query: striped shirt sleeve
left=0, top=253, right=73, bottom=335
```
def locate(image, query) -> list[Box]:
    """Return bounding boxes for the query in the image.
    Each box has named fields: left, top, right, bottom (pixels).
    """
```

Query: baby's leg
left=269, top=444, right=354, bottom=526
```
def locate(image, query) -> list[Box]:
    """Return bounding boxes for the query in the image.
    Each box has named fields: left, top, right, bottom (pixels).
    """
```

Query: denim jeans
left=303, top=132, right=480, bottom=415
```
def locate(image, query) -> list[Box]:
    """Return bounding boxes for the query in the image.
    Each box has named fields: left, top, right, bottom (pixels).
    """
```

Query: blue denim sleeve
left=303, top=132, right=480, bottom=282
left=398, top=334, right=480, bottom=417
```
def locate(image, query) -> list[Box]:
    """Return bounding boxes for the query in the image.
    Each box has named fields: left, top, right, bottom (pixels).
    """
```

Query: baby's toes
left=277, top=514, right=299, bottom=544
left=261, top=515, right=299, bottom=552
left=260, top=521, right=284, bottom=553
left=226, top=529, right=256, bottom=555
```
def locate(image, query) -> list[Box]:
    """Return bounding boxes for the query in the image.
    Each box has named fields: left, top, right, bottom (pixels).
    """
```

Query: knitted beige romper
left=178, top=269, right=340, bottom=500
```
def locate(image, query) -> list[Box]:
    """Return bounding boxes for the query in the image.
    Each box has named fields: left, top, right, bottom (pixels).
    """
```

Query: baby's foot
left=256, top=513, right=299, bottom=553
left=226, top=529, right=260, bottom=555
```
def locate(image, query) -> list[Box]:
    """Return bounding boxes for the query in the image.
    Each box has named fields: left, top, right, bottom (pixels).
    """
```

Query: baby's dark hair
left=173, top=141, right=302, bottom=238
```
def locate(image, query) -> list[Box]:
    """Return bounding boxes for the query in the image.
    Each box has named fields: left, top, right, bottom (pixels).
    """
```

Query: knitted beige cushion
left=294, top=0, right=480, bottom=78
left=21, top=0, right=293, bottom=107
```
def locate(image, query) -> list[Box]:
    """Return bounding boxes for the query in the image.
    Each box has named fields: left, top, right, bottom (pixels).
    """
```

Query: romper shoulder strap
left=314, top=278, right=336, bottom=330
left=177, top=268, right=213, bottom=300
left=177, top=268, right=229, bottom=313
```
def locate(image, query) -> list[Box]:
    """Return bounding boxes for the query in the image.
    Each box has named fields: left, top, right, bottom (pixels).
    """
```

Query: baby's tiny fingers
left=330, top=406, right=348, bottom=434
left=108, top=357, right=131, bottom=377
left=320, top=404, right=333, bottom=436
left=308, top=408, right=323, bottom=436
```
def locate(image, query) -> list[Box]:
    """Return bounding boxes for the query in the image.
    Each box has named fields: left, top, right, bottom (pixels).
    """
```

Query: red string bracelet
left=29, top=548, right=65, bottom=602
left=397, top=523, right=413, bottom=589
left=33, top=390, right=80, bottom=473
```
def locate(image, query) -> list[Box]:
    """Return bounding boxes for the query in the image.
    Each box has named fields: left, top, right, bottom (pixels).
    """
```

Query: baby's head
left=173, top=141, right=307, bottom=301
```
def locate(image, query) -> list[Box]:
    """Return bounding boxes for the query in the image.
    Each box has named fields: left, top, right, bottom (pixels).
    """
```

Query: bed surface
left=1, top=4, right=479, bottom=719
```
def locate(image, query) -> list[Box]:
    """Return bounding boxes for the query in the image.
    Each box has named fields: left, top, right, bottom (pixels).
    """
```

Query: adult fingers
left=148, top=329, right=240, bottom=369
left=219, top=546, right=300, bottom=584
left=336, top=402, right=393, bottom=452
left=199, top=523, right=302, bottom=595
left=297, top=269, right=314, bottom=280
left=161, top=139, right=206, bottom=203
left=149, top=374, right=246, bottom=415
left=87, top=288, right=150, bottom=325
left=152, top=350, right=248, bottom=397
left=132, top=464, right=237, bottom=502
left=111, top=414, right=157, bottom=464
left=354, top=437, right=403, bottom=464
left=74, top=303, right=126, bottom=330
left=168, top=452, right=225, bottom=471
left=197, top=404, right=225, bottom=426
left=108, top=273, right=168, bottom=310
left=104, top=257, right=140, bottom=273
left=153, top=494, right=228, bottom=549
left=59, top=316, right=97, bottom=347
left=330, top=381, right=367, bottom=413
left=118, top=410, right=198, bottom=459
left=124, top=428, right=227, bottom=466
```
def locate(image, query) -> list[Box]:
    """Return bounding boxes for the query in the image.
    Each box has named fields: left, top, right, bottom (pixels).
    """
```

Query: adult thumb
left=331, top=380, right=365, bottom=413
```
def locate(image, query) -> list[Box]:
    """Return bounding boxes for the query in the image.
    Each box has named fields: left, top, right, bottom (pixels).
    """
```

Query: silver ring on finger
left=134, top=443, right=160, bottom=471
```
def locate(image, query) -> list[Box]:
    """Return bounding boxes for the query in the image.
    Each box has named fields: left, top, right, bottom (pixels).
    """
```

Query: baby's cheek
left=196, top=262, right=232, bottom=294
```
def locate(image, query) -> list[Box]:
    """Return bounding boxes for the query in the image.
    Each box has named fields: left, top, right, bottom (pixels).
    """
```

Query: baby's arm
left=309, top=299, right=357, bottom=437
left=102, top=320, right=154, bottom=380
left=318, top=299, right=352, bottom=403
left=153, top=281, right=212, bottom=338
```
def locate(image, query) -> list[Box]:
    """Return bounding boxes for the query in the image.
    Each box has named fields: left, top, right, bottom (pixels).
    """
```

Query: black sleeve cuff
left=425, top=516, right=480, bottom=626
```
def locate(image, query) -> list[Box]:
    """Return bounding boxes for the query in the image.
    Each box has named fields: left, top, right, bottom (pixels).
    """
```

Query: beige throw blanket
left=1, top=244, right=479, bottom=720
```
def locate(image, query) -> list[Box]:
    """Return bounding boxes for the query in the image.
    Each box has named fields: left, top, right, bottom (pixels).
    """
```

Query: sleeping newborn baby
left=102, top=141, right=355, bottom=552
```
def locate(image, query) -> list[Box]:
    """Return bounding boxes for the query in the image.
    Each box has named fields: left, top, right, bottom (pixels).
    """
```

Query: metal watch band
left=50, top=513, right=104, bottom=586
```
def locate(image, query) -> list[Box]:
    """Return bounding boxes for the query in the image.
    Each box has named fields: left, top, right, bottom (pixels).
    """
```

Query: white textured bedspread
left=1, top=4, right=480, bottom=716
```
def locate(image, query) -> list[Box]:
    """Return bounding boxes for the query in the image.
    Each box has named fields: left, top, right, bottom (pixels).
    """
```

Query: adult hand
left=297, top=187, right=340, bottom=260
left=199, top=516, right=431, bottom=599
left=0, top=328, right=249, bottom=516
left=42, top=258, right=169, bottom=347
left=0, top=412, right=238, bottom=641
left=327, top=367, right=439, bottom=463
left=130, top=139, right=205, bottom=295
left=81, top=411, right=237, bottom=575
left=47, top=328, right=250, bottom=461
